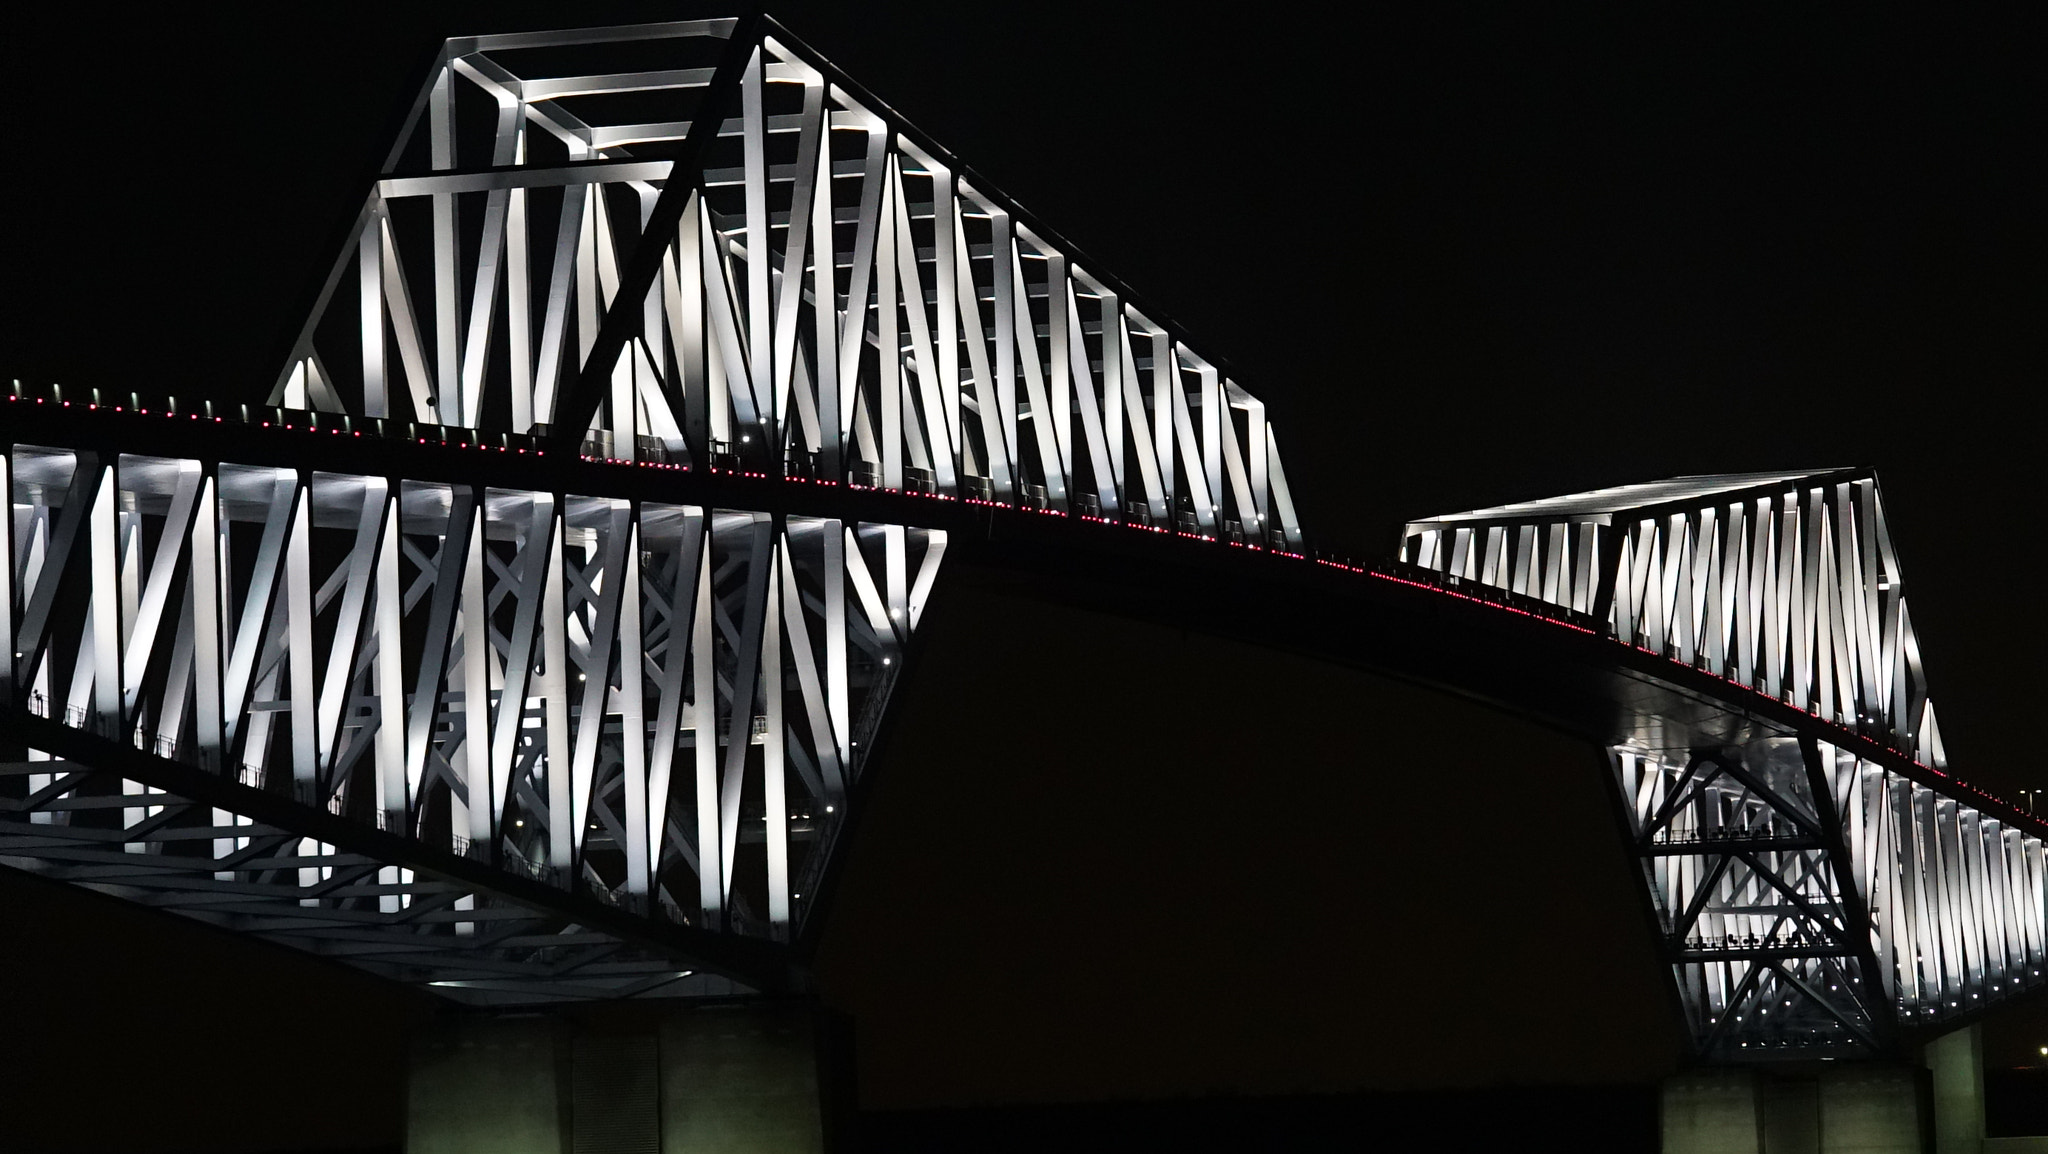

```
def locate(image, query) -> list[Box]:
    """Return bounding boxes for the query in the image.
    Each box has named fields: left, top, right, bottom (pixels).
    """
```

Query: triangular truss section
left=270, top=17, right=1304, bottom=550
left=1404, top=470, right=1942, bottom=769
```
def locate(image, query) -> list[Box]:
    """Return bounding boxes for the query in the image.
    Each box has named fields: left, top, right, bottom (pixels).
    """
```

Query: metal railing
left=4, top=381, right=554, bottom=455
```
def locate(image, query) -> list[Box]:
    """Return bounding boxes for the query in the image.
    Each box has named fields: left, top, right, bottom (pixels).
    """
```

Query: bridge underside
left=2, top=732, right=743, bottom=1005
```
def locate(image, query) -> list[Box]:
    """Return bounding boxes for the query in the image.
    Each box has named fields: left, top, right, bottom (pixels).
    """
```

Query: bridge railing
left=6, top=383, right=554, bottom=457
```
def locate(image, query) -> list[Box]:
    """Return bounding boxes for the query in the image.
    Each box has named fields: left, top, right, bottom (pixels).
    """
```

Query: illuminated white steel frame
left=0, top=16, right=1311, bottom=1004
left=1, top=441, right=938, bottom=978
left=270, top=17, right=1304, bottom=550
left=8, top=15, right=2034, bottom=1053
left=1404, top=472, right=2048, bottom=1057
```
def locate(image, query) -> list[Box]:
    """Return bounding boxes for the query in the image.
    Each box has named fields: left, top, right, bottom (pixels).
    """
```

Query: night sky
left=2, top=5, right=2042, bottom=1149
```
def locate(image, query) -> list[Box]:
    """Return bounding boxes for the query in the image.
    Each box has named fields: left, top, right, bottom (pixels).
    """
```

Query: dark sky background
left=2, top=4, right=2043, bottom=1149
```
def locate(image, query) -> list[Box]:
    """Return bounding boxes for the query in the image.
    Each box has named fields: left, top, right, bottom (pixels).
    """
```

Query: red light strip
left=16, top=391, right=2036, bottom=827
left=1368, top=571, right=1599, bottom=635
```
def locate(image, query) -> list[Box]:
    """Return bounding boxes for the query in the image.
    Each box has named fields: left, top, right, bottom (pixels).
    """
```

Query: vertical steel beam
left=358, top=204, right=385, bottom=422
left=459, top=503, right=492, bottom=849
left=0, top=450, right=12, bottom=704
left=645, top=505, right=704, bottom=892
left=875, top=160, right=904, bottom=490
left=763, top=547, right=789, bottom=931
left=315, top=477, right=386, bottom=781
left=489, top=494, right=556, bottom=839
left=717, top=516, right=773, bottom=897
left=120, top=460, right=202, bottom=715
left=618, top=519, right=649, bottom=896
left=539, top=505, right=572, bottom=873
left=373, top=492, right=406, bottom=827
left=689, top=533, right=721, bottom=923
left=86, top=466, right=121, bottom=730
left=429, top=62, right=459, bottom=423
left=567, top=500, right=630, bottom=861
left=402, top=486, right=476, bottom=841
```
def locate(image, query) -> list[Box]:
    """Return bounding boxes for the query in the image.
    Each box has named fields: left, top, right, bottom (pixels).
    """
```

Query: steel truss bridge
left=2, top=16, right=2040, bottom=1063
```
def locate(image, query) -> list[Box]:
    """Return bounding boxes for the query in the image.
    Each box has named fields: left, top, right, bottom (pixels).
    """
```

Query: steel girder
left=266, top=17, right=1305, bottom=551
left=1614, top=739, right=2048, bottom=1060
left=0, top=747, right=747, bottom=1006
left=1403, top=471, right=1940, bottom=764
left=1, top=432, right=941, bottom=1000
left=4, top=14, right=2037, bottom=1062
left=3, top=14, right=1315, bottom=1008
left=9, top=400, right=2045, bottom=1042
left=1406, top=473, right=2048, bottom=1058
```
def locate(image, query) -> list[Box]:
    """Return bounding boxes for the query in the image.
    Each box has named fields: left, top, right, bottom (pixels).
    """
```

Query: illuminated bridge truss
left=3, top=15, right=2041, bottom=1061
left=270, top=17, right=1303, bottom=550
left=0, top=428, right=937, bottom=1001
left=0, top=15, right=1312, bottom=1005
left=1405, top=473, right=2048, bottom=1058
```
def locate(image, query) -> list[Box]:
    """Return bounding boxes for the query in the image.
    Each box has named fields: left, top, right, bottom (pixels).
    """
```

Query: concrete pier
left=407, top=1000, right=836, bottom=1153
left=1658, top=1025, right=2041, bottom=1153
left=1927, top=1025, right=1983, bottom=1154
left=1662, top=1068, right=1766, bottom=1153
left=1661, top=1059, right=1934, bottom=1153
left=410, top=1014, right=569, bottom=1154
left=1816, top=1064, right=1932, bottom=1154
left=1914, top=1024, right=2048, bottom=1153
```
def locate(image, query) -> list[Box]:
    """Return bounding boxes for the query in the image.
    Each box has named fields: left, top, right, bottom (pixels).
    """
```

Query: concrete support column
left=409, top=1015, right=569, bottom=1154
left=660, top=1003, right=825, bottom=1153
left=1816, top=1064, right=1931, bottom=1154
left=1663, top=1068, right=1765, bottom=1154
left=1927, top=1024, right=1984, bottom=1154
left=406, top=1000, right=836, bottom=1154
left=1763, top=1076, right=1820, bottom=1153
left=1662, top=1065, right=1932, bottom=1154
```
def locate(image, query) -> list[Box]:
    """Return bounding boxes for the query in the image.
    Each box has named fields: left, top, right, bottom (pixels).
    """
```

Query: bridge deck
left=6, top=391, right=2045, bottom=1056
